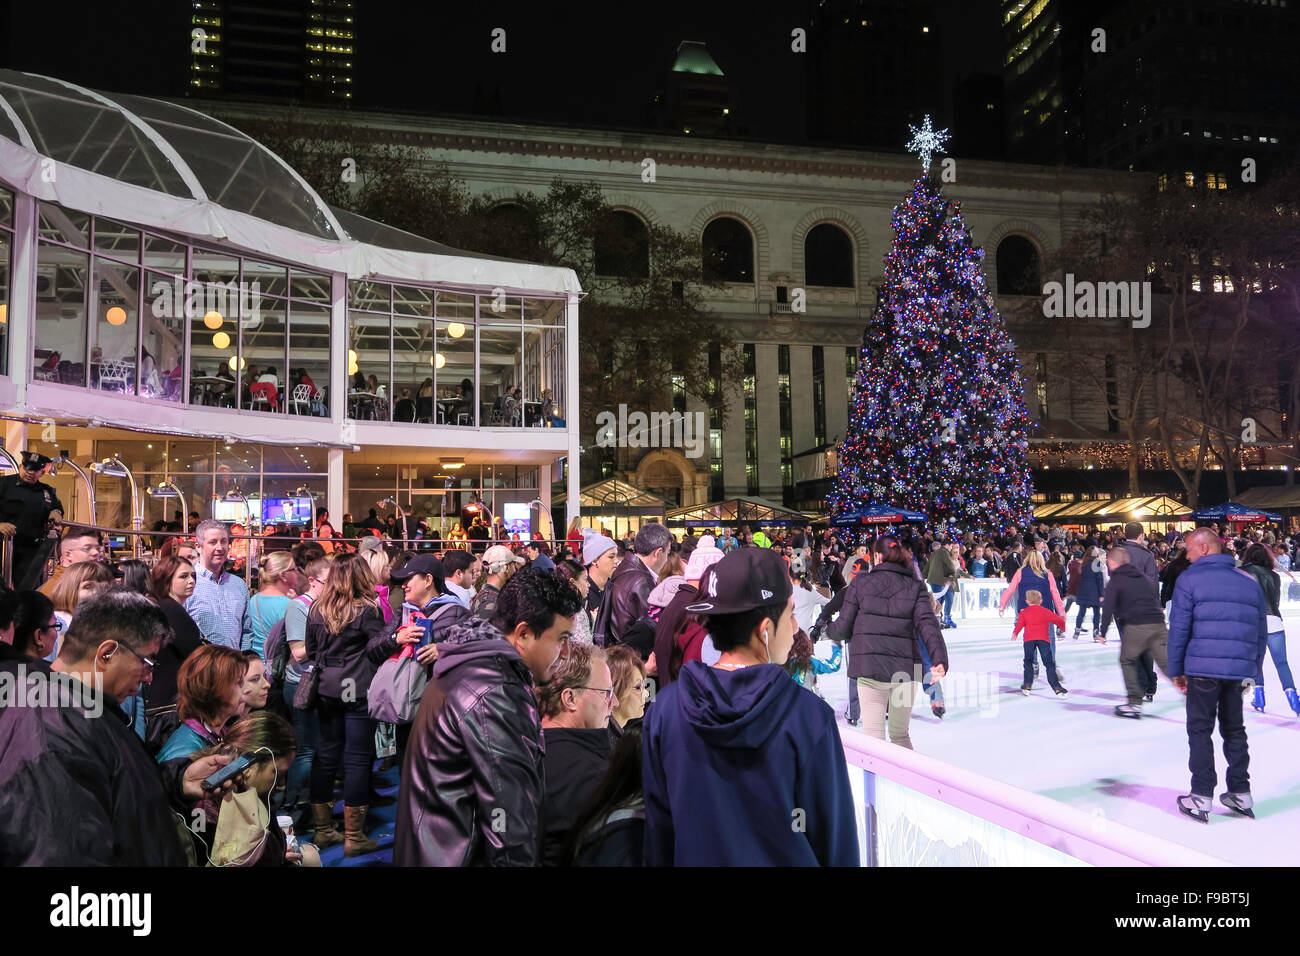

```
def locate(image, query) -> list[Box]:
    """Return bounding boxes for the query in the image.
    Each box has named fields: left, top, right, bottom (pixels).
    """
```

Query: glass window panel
left=262, top=444, right=328, bottom=472
left=349, top=463, right=400, bottom=483
left=242, top=256, right=288, bottom=300
left=523, top=325, right=563, bottom=426
left=348, top=279, right=390, bottom=312
left=169, top=473, right=214, bottom=524
left=479, top=323, right=522, bottom=427
left=0, top=230, right=9, bottom=376
left=287, top=303, right=330, bottom=417
left=394, top=284, right=434, bottom=317
left=0, top=186, right=12, bottom=226
left=93, top=218, right=139, bottom=263
left=348, top=310, right=391, bottom=421
left=90, top=257, right=140, bottom=395
left=481, top=294, right=522, bottom=326
left=390, top=309, right=433, bottom=423
left=34, top=242, right=88, bottom=385
left=38, top=203, right=89, bottom=246
left=185, top=271, right=236, bottom=407
left=215, top=442, right=260, bottom=477
left=260, top=477, right=326, bottom=535
left=289, top=267, right=330, bottom=303
left=143, top=233, right=187, bottom=273
left=97, top=439, right=168, bottom=475
left=167, top=440, right=215, bottom=474
left=434, top=316, right=475, bottom=426
left=241, top=300, right=286, bottom=413
left=523, top=297, right=564, bottom=326
left=191, top=248, right=240, bottom=288
left=140, top=273, right=185, bottom=403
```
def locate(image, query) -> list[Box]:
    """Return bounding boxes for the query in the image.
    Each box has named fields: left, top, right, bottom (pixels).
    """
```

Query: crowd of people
left=1, top=483, right=1296, bottom=863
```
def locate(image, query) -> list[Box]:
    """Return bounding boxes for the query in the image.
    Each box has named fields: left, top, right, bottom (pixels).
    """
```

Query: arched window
left=701, top=217, right=754, bottom=283
left=594, top=210, right=649, bottom=278
left=804, top=223, right=854, bottom=287
left=484, top=203, right=540, bottom=261
left=997, top=235, right=1041, bottom=296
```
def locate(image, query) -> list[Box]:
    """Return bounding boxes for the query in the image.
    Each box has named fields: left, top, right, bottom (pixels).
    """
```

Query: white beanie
left=683, top=535, right=724, bottom=582
left=581, top=528, right=617, bottom=566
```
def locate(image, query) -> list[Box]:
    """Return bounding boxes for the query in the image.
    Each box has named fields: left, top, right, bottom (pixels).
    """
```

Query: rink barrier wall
left=838, top=727, right=1228, bottom=867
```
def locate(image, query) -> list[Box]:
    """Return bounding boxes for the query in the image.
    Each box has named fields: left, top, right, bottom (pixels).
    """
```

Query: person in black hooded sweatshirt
left=642, top=548, right=858, bottom=866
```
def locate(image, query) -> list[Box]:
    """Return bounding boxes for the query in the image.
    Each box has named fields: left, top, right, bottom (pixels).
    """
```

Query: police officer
left=0, top=451, right=64, bottom=589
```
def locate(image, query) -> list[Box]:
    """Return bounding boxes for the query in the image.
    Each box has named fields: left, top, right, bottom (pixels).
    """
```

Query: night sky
left=1, top=0, right=1002, bottom=149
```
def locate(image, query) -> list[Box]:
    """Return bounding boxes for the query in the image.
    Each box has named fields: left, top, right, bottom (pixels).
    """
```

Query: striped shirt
left=185, top=564, right=252, bottom=650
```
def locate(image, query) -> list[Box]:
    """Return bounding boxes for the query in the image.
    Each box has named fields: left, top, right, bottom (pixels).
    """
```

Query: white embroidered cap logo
left=761, top=589, right=773, bottom=600
left=708, top=573, right=718, bottom=598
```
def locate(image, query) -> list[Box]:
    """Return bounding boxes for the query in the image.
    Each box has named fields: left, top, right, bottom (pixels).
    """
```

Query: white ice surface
left=817, top=618, right=1300, bottom=866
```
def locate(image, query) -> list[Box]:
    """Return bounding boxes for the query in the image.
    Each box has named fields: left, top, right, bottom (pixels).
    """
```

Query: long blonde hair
left=309, top=552, right=378, bottom=634
left=258, top=551, right=295, bottom=590
left=1024, top=549, right=1047, bottom=576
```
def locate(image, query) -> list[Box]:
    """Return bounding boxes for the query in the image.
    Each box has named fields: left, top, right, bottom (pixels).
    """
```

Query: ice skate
left=1019, top=685, right=1031, bottom=696
left=1219, top=792, right=1255, bottom=819
left=1054, top=687, right=1068, bottom=698
left=1252, top=686, right=1265, bottom=713
left=1114, top=703, right=1142, bottom=719
left=1143, top=693, right=1154, bottom=703
left=1072, top=628, right=1082, bottom=640
left=1177, top=793, right=1211, bottom=823
left=931, top=702, right=945, bottom=719
left=1286, top=688, right=1300, bottom=717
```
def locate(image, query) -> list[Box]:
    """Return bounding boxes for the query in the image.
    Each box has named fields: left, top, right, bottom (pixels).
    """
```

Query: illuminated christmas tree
left=830, top=118, right=1034, bottom=535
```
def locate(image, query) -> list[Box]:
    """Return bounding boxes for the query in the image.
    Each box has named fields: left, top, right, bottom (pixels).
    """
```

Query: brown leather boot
left=343, top=804, right=378, bottom=857
left=310, top=802, right=343, bottom=848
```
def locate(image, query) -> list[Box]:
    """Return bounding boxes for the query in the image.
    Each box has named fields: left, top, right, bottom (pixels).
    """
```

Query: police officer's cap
left=20, top=451, right=53, bottom=471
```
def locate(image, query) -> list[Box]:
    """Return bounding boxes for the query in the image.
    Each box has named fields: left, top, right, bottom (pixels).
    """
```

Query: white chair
left=99, top=360, right=131, bottom=392
left=289, top=383, right=313, bottom=415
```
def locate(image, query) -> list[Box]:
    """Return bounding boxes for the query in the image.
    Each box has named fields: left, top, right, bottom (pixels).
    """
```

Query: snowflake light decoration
left=906, top=115, right=951, bottom=174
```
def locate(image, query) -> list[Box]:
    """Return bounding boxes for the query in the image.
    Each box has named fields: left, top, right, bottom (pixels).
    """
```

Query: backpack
left=263, top=595, right=311, bottom=684
left=367, top=601, right=460, bottom=725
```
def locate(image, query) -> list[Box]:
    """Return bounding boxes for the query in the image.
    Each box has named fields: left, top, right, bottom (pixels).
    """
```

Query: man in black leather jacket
left=0, top=592, right=238, bottom=865
left=395, top=567, right=582, bottom=866
left=595, top=522, right=671, bottom=648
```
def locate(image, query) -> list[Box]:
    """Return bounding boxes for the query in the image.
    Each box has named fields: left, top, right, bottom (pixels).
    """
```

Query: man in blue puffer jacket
left=1167, top=528, right=1269, bottom=823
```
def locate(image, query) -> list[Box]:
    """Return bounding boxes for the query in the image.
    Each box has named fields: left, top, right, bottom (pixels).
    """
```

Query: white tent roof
left=0, top=70, right=582, bottom=295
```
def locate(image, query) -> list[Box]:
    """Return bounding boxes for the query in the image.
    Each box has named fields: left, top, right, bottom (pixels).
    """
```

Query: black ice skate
left=1177, top=794, right=1211, bottom=823
left=1219, top=793, right=1255, bottom=819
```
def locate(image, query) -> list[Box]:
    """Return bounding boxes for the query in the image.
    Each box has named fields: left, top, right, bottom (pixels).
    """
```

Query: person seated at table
left=366, top=374, right=380, bottom=395
left=139, top=347, right=163, bottom=397
left=257, top=366, right=280, bottom=389
left=352, top=368, right=367, bottom=391
left=453, top=378, right=474, bottom=425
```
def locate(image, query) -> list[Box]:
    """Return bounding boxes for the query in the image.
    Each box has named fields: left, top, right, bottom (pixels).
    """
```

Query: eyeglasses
left=41, top=619, right=63, bottom=633
left=114, top=641, right=155, bottom=671
left=577, top=684, right=615, bottom=703
left=68, top=543, right=102, bottom=554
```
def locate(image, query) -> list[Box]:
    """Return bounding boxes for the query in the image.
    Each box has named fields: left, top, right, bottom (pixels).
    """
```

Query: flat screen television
left=502, top=502, right=531, bottom=536
left=261, top=496, right=313, bottom=526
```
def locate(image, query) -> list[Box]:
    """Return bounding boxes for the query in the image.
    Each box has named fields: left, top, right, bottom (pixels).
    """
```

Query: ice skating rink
left=819, top=620, right=1300, bottom=866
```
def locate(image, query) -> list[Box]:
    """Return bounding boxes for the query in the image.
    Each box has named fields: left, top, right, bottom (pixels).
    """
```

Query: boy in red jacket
left=1013, top=590, right=1069, bottom=697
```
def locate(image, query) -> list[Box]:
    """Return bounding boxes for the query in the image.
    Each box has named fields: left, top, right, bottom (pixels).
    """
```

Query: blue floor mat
left=306, top=760, right=400, bottom=867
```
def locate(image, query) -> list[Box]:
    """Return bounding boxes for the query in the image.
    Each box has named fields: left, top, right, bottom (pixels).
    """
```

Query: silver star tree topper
left=906, top=115, right=950, bottom=174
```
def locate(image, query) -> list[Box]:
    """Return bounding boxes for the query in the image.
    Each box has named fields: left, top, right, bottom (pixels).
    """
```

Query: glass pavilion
left=0, top=70, right=580, bottom=537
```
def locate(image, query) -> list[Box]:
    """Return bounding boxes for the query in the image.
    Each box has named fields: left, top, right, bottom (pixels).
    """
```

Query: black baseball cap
left=21, top=451, right=52, bottom=470
left=685, top=548, right=793, bottom=616
left=390, top=554, right=444, bottom=582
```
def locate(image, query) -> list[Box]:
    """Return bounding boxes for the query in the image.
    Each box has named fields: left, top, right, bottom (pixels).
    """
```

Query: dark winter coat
left=597, top=554, right=656, bottom=647
left=1120, top=540, right=1159, bottom=598
left=642, top=660, right=858, bottom=866
left=826, top=561, right=949, bottom=683
left=0, top=659, right=190, bottom=866
left=394, top=616, right=544, bottom=867
left=540, top=726, right=612, bottom=867
left=1167, top=554, right=1268, bottom=681
left=1159, top=554, right=1190, bottom=607
left=1098, top=563, right=1166, bottom=636
left=1238, top=562, right=1282, bottom=619
left=651, top=582, right=709, bottom=687
left=1065, top=558, right=1083, bottom=596
left=304, top=604, right=398, bottom=700
left=1075, top=557, right=1106, bottom=606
